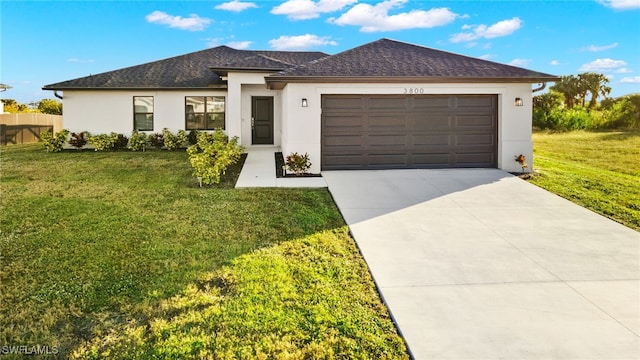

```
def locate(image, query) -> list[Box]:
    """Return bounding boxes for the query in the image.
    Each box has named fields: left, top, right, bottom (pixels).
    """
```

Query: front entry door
left=251, top=96, right=274, bottom=145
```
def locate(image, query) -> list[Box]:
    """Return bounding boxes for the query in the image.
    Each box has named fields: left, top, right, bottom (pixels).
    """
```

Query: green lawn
left=530, top=130, right=640, bottom=231
left=0, top=144, right=408, bottom=359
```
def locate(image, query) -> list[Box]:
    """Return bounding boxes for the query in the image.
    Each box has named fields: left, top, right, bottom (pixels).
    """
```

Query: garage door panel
left=369, top=115, right=407, bottom=128
left=322, top=94, right=497, bottom=170
left=413, top=115, right=451, bottom=130
left=455, top=115, right=495, bottom=128
left=456, top=134, right=495, bottom=146
left=323, top=115, right=364, bottom=129
left=413, top=96, right=452, bottom=109
left=368, top=97, right=408, bottom=110
left=413, top=134, right=451, bottom=146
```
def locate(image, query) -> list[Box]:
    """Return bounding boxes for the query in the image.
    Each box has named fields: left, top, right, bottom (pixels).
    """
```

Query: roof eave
left=265, top=76, right=560, bottom=90
left=42, top=84, right=229, bottom=91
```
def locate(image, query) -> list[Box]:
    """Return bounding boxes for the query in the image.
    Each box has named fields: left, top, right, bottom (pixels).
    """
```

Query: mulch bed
left=275, top=152, right=321, bottom=178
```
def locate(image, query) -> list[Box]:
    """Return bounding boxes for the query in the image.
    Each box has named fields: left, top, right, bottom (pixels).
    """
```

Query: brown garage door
left=321, top=94, right=498, bottom=170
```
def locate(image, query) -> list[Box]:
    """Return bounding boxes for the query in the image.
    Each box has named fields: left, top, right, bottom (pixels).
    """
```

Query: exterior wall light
left=301, top=98, right=308, bottom=107
left=515, top=97, right=524, bottom=106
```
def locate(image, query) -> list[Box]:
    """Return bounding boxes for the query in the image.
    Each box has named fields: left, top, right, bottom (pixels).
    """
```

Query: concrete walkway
left=235, top=147, right=327, bottom=188
left=323, top=169, right=640, bottom=359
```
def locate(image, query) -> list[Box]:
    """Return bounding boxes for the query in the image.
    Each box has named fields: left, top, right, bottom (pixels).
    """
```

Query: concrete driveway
left=322, top=169, right=639, bottom=359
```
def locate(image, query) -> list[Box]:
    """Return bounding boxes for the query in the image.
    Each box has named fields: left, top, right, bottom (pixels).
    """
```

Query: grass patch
left=530, top=130, right=640, bottom=230
left=0, top=144, right=408, bottom=359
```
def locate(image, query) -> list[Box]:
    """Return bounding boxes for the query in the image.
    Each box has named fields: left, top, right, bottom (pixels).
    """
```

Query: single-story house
left=43, top=38, right=558, bottom=173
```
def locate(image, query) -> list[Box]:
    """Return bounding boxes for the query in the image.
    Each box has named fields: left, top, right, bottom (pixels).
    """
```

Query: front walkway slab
left=323, top=169, right=640, bottom=359
left=235, top=148, right=327, bottom=188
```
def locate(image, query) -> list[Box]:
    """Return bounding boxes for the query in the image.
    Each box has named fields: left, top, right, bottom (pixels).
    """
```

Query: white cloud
left=67, top=58, right=95, bottom=63
left=227, top=41, right=253, bottom=49
left=479, top=54, right=495, bottom=60
left=581, top=42, right=619, bottom=52
left=621, top=76, right=640, bottom=83
left=615, top=68, right=633, bottom=73
left=328, top=0, right=459, bottom=32
left=598, top=0, right=640, bottom=10
left=579, top=58, right=627, bottom=71
left=450, top=17, right=522, bottom=43
left=146, top=11, right=211, bottom=31
left=509, top=58, right=531, bottom=67
left=271, top=0, right=357, bottom=20
left=215, top=1, right=258, bottom=12
left=269, top=34, right=337, bottom=50
left=550, top=60, right=561, bottom=66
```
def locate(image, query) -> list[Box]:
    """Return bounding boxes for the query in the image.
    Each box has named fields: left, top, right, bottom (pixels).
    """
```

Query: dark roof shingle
left=44, top=39, right=557, bottom=90
left=43, top=46, right=328, bottom=90
left=267, top=38, right=558, bottom=82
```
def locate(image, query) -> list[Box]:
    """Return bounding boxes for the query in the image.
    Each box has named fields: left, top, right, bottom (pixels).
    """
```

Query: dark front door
left=251, top=96, right=274, bottom=145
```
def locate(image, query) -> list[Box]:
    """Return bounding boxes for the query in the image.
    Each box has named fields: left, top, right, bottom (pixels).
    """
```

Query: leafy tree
left=550, top=72, right=611, bottom=109
left=550, top=75, right=580, bottom=108
left=37, top=99, right=63, bottom=115
left=1, top=98, right=29, bottom=113
left=578, top=72, right=611, bottom=108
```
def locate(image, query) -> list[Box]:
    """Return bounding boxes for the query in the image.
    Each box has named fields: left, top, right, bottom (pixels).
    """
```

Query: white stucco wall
left=280, top=82, right=534, bottom=174
left=62, top=89, right=227, bottom=135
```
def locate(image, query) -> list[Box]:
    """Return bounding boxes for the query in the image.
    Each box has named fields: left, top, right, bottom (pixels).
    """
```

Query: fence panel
left=0, top=114, right=63, bottom=145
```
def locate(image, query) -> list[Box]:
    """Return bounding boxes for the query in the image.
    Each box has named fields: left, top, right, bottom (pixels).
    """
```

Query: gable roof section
left=265, top=38, right=559, bottom=89
left=43, top=46, right=328, bottom=90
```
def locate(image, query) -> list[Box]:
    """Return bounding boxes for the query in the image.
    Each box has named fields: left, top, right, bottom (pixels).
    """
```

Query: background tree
left=578, top=72, right=611, bottom=108
left=37, top=98, right=63, bottom=115
left=550, top=75, right=580, bottom=108
left=1, top=98, right=29, bottom=113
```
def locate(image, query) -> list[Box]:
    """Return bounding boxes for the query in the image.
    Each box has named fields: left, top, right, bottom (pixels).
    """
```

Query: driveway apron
left=322, top=169, right=640, bottom=359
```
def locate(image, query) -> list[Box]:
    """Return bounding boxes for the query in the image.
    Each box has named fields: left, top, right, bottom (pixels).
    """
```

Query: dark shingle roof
left=43, top=46, right=328, bottom=90
left=44, top=39, right=558, bottom=91
left=266, top=38, right=558, bottom=83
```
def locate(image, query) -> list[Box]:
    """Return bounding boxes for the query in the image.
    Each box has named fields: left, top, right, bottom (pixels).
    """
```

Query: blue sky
left=2, top=0, right=639, bottom=103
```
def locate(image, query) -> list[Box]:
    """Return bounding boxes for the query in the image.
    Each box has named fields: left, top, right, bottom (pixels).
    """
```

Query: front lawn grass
left=0, top=144, right=408, bottom=359
left=530, top=130, right=640, bottom=231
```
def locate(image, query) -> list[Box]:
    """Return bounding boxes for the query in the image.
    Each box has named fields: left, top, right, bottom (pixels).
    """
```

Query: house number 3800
left=404, top=88, right=425, bottom=94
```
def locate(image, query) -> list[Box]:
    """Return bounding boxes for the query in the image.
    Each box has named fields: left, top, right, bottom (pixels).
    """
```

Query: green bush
left=40, top=129, right=69, bottom=152
left=88, top=133, right=122, bottom=151
left=128, top=130, right=148, bottom=151
left=162, top=128, right=187, bottom=150
left=187, top=130, right=244, bottom=186
left=285, top=152, right=312, bottom=176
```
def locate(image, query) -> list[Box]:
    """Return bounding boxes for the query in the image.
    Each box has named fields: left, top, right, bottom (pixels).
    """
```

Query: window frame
left=133, top=96, right=154, bottom=131
left=185, top=96, right=226, bottom=130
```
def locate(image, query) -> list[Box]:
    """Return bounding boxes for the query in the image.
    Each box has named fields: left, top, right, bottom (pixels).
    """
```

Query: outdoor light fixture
left=301, top=98, right=308, bottom=107
left=515, top=97, right=524, bottom=106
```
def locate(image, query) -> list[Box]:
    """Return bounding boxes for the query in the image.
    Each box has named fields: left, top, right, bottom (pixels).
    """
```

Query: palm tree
left=578, top=72, right=611, bottom=108
left=550, top=75, right=580, bottom=108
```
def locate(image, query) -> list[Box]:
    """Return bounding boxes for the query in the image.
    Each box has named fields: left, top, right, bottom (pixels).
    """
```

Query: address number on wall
left=403, top=88, right=425, bottom=94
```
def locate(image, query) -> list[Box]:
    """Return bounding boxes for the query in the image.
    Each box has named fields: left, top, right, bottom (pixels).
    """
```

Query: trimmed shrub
left=88, top=133, right=120, bottom=151
left=113, top=134, right=129, bottom=150
left=40, top=129, right=69, bottom=153
left=128, top=130, right=148, bottom=152
left=162, top=128, right=188, bottom=150
left=188, top=130, right=199, bottom=145
left=187, top=130, right=244, bottom=186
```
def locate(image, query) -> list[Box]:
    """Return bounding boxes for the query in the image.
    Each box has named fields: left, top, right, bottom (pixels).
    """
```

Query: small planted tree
left=186, top=129, right=243, bottom=186
left=515, top=154, right=528, bottom=173
left=285, top=152, right=312, bottom=176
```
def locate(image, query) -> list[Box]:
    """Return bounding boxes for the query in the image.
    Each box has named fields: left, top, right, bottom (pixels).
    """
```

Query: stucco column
left=226, top=77, right=242, bottom=144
